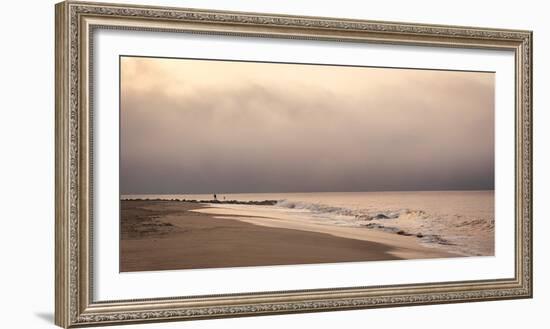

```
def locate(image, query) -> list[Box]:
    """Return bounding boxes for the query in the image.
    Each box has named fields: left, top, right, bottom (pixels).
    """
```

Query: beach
left=120, top=199, right=458, bottom=272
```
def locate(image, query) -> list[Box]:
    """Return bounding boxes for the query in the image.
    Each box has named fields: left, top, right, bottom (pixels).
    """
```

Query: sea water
left=122, top=191, right=494, bottom=256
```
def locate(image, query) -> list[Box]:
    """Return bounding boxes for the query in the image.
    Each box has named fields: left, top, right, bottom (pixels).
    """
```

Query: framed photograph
left=55, top=1, right=532, bottom=327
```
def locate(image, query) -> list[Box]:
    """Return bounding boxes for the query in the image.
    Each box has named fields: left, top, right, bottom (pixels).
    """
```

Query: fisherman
left=213, top=194, right=217, bottom=201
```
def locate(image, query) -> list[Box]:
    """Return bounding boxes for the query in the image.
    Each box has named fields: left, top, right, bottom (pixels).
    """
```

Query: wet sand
left=120, top=200, right=456, bottom=272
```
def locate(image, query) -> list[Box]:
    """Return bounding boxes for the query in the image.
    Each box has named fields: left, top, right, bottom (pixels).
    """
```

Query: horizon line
left=121, top=189, right=495, bottom=195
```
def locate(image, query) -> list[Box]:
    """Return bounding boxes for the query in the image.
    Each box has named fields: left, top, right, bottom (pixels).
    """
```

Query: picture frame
left=55, top=1, right=532, bottom=327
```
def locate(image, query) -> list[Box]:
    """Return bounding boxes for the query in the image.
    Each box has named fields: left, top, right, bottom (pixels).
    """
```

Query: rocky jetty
left=123, top=198, right=278, bottom=206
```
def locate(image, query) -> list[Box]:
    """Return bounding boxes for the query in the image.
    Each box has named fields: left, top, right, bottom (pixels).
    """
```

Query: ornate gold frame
left=55, top=1, right=533, bottom=327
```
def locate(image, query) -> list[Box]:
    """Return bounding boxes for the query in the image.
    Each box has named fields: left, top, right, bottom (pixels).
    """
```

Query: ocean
left=122, top=191, right=494, bottom=256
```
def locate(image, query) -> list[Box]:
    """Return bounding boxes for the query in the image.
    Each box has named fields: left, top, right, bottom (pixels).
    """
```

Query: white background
left=0, top=0, right=546, bottom=328
left=94, top=29, right=516, bottom=300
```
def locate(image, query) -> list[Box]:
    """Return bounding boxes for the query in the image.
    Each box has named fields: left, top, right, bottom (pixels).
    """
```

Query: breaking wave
left=274, top=199, right=493, bottom=256
left=276, top=199, right=425, bottom=221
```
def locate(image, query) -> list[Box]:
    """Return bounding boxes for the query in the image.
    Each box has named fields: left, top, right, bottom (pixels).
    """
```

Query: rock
left=374, top=214, right=389, bottom=219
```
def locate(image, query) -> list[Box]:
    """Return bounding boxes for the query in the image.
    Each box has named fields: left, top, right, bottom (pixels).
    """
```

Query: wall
left=0, top=0, right=546, bottom=328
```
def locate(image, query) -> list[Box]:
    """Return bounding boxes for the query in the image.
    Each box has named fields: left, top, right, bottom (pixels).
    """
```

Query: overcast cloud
left=120, top=56, right=494, bottom=194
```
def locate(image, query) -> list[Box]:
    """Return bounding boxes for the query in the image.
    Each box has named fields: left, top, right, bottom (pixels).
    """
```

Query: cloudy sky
left=120, top=56, right=494, bottom=194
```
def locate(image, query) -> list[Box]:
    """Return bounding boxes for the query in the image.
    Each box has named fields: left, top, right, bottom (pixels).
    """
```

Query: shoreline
left=193, top=205, right=458, bottom=260
left=121, top=200, right=458, bottom=272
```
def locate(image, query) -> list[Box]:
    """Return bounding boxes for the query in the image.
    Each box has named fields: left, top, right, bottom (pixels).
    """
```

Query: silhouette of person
left=213, top=194, right=217, bottom=200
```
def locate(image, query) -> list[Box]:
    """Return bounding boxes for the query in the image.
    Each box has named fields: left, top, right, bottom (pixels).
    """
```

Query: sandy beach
left=120, top=200, right=457, bottom=272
